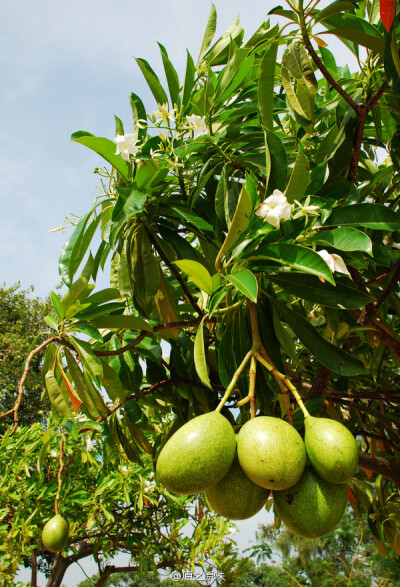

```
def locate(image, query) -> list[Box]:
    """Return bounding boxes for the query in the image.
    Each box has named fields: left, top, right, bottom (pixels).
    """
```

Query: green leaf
left=135, top=58, right=168, bottom=106
left=170, top=206, right=214, bottom=236
left=183, top=50, right=195, bottom=108
left=131, top=228, right=160, bottom=313
left=90, top=315, right=152, bottom=332
left=59, top=213, right=91, bottom=287
left=325, top=204, right=400, bottom=231
left=112, top=188, right=147, bottom=223
left=44, top=314, right=59, bottom=331
left=265, top=129, right=288, bottom=192
left=282, top=41, right=318, bottom=96
left=64, top=349, right=109, bottom=418
left=281, top=66, right=312, bottom=128
left=174, top=259, right=214, bottom=295
left=71, top=132, right=131, bottom=182
left=158, top=43, right=180, bottom=107
left=198, top=3, right=217, bottom=61
left=61, top=276, right=89, bottom=314
left=217, top=184, right=253, bottom=263
left=269, top=273, right=372, bottom=309
left=50, top=291, right=63, bottom=319
left=315, top=1, right=358, bottom=22
left=271, top=298, right=365, bottom=375
left=85, top=288, right=121, bottom=306
left=322, top=14, right=385, bottom=55
left=213, top=49, right=255, bottom=105
left=307, top=227, right=373, bottom=254
left=45, top=367, right=72, bottom=418
left=130, top=92, right=147, bottom=140
left=224, top=269, right=258, bottom=302
left=284, top=148, right=310, bottom=204
left=194, top=318, right=213, bottom=389
left=244, top=243, right=335, bottom=284
left=100, top=358, right=128, bottom=402
left=69, top=336, right=103, bottom=378
left=135, top=160, right=168, bottom=190
left=258, top=40, right=279, bottom=130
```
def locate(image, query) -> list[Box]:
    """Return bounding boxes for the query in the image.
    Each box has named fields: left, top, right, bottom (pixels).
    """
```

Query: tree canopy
left=2, top=0, right=400, bottom=584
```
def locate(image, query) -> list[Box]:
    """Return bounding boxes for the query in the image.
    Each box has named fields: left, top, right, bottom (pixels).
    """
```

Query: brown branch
left=31, top=549, right=38, bottom=587
left=338, top=399, right=400, bottom=436
left=299, top=16, right=358, bottom=111
left=358, top=451, right=400, bottom=488
left=327, top=390, right=400, bottom=404
left=0, top=336, right=61, bottom=431
left=146, top=228, right=204, bottom=316
left=374, top=260, right=400, bottom=310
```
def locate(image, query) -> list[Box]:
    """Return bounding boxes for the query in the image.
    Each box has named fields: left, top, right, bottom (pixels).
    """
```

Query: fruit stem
left=253, top=352, right=310, bottom=418
left=237, top=355, right=257, bottom=418
left=54, top=438, right=65, bottom=516
left=215, top=350, right=253, bottom=412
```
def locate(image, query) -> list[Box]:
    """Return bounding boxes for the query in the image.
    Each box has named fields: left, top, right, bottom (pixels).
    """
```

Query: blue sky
left=4, top=0, right=356, bottom=583
left=1, top=0, right=277, bottom=300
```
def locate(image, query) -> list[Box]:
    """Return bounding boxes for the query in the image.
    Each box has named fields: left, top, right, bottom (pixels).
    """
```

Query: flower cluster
left=255, top=190, right=292, bottom=228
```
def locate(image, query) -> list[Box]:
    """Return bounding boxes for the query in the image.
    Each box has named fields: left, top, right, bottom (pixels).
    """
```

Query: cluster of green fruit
left=156, top=411, right=359, bottom=538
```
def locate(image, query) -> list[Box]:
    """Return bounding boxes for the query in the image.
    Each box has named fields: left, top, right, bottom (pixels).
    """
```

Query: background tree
left=2, top=0, right=400, bottom=581
left=0, top=283, right=51, bottom=431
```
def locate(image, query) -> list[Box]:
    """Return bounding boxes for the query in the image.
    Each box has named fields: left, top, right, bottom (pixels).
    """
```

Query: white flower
left=50, top=450, right=57, bottom=458
left=153, top=103, right=175, bottom=124
left=186, top=114, right=208, bottom=139
left=254, top=190, right=292, bottom=228
left=85, top=437, right=94, bottom=451
left=317, top=249, right=350, bottom=276
left=114, top=133, right=139, bottom=161
left=293, top=195, right=319, bottom=224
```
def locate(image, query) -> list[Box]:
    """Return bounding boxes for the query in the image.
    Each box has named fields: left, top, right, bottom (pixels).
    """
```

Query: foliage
left=251, top=508, right=400, bottom=586
left=0, top=284, right=51, bottom=431
left=2, top=0, right=400, bottom=584
left=0, top=420, right=240, bottom=586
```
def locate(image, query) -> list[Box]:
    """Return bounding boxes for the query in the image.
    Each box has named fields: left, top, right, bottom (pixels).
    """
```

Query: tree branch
left=146, top=228, right=204, bottom=316
left=358, top=451, right=400, bottom=489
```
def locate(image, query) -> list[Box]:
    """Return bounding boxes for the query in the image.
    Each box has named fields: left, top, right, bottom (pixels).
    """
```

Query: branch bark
left=358, top=451, right=400, bottom=489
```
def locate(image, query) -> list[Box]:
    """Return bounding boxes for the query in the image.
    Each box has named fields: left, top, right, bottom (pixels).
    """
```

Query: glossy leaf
left=135, top=58, right=168, bottom=106
left=217, top=184, right=253, bottom=263
left=198, top=3, right=217, bottom=61
left=90, top=315, right=152, bottom=332
left=325, top=204, right=400, bottom=231
left=224, top=269, right=258, bottom=302
left=307, top=227, right=373, bottom=254
left=131, top=228, right=160, bottom=313
left=182, top=50, right=195, bottom=107
left=64, top=349, right=108, bottom=418
left=194, top=318, right=213, bottom=390
left=269, top=272, right=372, bottom=309
left=154, top=267, right=180, bottom=337
left=284, top=148, right=310, bottom=204
left=322, top=13, right=385, bottom=54
left=62, top=276, right=89, bottom=315
left=244, top=243, right=335, bottom=284
left=50, top=291, right=63, bottom=320
left=158, top=43, right=180, bottom=107
left=174, top=259, right=214, bottom=295
left=71, top=132, right=131, bottom=182
left=258, top=40, right=279, bottom=130
left=271, top=298, right=365, bottom=375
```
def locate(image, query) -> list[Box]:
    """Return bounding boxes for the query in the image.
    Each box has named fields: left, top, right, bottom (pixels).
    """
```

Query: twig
left=54, top=438, right=65, bottom=516
left=146, top=228, right=204, bottom=316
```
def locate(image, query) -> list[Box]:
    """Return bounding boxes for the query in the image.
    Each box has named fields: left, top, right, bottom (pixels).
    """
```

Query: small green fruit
left=273, top=467, right=347, bottom=538
left=205, top=454, right=269, bottom=520
left=237, top=416, right=306, bottom=490
left=42, top=514, right=69, bottom=553
left=305, top=416, right=358, bottom=484
left=156, top=411, right=236, bottom=495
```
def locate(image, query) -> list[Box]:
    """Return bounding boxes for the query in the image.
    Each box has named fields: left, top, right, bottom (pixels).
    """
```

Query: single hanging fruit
left=156, top=411, right=236, bottom=495
left=205, top=453, right=269, bottom=520
left=42, top=514, right=69, bottom=553
left=237, top=416, right=306, bottom=490
left=273, top=467, right=347, bottom=538
left=304, top=416, right=358, bottom=484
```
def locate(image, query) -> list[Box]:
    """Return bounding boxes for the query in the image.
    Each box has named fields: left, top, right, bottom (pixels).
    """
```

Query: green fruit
left=42, top=514, right=69, bottom=553
left=237, top=416, right=306, bottom=490
left=156, top=411, right=236, bottom=495
left=273, top=467, right=347, bottom=538
left=205, top=454, right=269, bottom=520
left=305, top=416, right=359, bottom=484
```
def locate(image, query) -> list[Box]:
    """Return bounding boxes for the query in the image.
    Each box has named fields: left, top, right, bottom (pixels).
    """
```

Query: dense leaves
left=2, top=0, right=400, bottom=584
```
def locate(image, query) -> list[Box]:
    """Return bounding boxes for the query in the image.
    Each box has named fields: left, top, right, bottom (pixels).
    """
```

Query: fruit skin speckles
left=273, top=467, right=347, bottom=538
